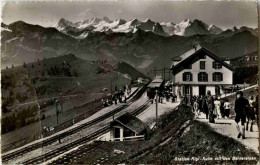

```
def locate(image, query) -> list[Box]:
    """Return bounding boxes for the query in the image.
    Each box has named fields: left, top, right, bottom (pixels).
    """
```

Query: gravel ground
left=197, top=113, right=259, bottom=154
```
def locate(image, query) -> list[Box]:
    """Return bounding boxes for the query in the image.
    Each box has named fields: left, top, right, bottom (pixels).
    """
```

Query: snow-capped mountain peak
left=55, top=18, right=75, bottom=31
left=208, top=25, right=223, bottom=34
left=54, top=17, right=224, bottom=37
left=102, top=16, right=112, bottom=23
left=179, top=19, right=192, bottom=27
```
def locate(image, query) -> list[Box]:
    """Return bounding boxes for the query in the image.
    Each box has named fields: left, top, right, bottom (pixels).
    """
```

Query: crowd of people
left=102, top=85, right=131, bottom=107
left=148, top=90, right=178, bottom=104
left=181, top=92, right=231, bottom=121
left=181, top=90, right=259, bottom=139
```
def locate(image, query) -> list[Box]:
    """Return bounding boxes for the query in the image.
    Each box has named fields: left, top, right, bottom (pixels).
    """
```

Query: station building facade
left=170, top=45, right=234, bottom=99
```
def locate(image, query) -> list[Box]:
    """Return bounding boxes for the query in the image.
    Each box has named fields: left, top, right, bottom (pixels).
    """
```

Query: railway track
left=2, top=85, right=147, bottom=163
left=22, top=99, right=151, bottom=165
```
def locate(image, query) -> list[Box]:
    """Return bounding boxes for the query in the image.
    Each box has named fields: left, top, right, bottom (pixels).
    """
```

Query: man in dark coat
left=235, top=91, right=250, bottom=139
left=220, top=98, right=225, bottom=118
left=207, top=90, right=215, bottom=123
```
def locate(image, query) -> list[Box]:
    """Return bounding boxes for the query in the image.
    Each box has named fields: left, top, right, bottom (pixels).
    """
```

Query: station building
left=97, top=113, right=149, bottom=142
left=109, top=113, right=148, bottom=141
left=170, top=45, right=234, bottom=99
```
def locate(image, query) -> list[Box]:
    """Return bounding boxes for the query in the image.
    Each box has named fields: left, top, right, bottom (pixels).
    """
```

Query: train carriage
left=147, top=76, right=165, bottom=99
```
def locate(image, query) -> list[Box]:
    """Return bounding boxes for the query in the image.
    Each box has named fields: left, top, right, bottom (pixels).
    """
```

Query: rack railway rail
left=2, top=84, right=148, bottom=163
left=22, top=99, right=151, bottom=165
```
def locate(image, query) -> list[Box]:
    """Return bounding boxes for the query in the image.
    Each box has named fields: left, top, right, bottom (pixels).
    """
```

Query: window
left=200, top=61, right=206, bottom=70
left=212, top=61, right=222, bottom=69
left=198, top=72, right=208, bottom=82
left=184, top=63, right=192, bottom=69
left=183, top=72, right=193, bottom=81
left=213, top=72, right=223, bottom=82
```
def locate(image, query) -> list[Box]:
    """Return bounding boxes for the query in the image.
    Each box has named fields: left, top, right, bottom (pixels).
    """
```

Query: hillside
left=2, top=54, right=146, bottom=111
left=231, top=51, right=258, bottom=68
left=1, top=54, right=146, bottom=134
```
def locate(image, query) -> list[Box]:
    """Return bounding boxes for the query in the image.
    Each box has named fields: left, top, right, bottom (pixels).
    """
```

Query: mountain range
left=1, top=18, right=258, bottom=77
left=54, top=17, right=258, bottom=38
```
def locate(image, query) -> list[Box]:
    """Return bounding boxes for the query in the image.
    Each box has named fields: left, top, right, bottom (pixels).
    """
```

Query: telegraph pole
left=55, top=100, right=59, bottom=125
left=55, top=99, right=61, bottom=144
left=155, top=90, right=158, bottom=127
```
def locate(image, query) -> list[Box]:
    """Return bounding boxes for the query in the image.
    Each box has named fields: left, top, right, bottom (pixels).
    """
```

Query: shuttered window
left=198, top=72, right=208, bottom=82
left=213, top=61, right=222, bottom=69
left=213, top=72, right=223, bottom=82
left=182, top=72, right=193, bottom=81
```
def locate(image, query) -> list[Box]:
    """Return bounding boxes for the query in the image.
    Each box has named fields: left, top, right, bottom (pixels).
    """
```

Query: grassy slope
left=57, top=105, right=258, bottom=164
left=1, top=54, right=147, bottom=136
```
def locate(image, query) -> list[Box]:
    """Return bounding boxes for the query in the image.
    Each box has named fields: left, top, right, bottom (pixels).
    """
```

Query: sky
left=1, top=1, right=258, bottom=29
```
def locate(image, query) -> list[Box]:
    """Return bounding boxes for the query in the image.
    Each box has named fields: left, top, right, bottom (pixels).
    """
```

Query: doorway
left=114, top=127, right=120, bottom=139
left=183, top=86, right=192, bottom=96
left=199, top=86, right=206, bottom=96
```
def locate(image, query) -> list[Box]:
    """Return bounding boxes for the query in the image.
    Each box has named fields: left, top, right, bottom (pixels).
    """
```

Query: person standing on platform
left=214, top=97, right=221, bottom=119
left=235, top=91, right=250, bottom=139
left=220, top=98, right=225, bottom=118
left=207, top=91, right=215, bottom=123
left=246, top=96, right=256, bottom=132
left=253, top=95, right=259, bottom=128
left=193, top=99, right=199, bottom=119
left=223, top=99, right=230, bottom=118
left=202, top=96, right=209, bottom=119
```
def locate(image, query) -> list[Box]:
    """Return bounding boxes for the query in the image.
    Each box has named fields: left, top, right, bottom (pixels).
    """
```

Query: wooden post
left=163, top=67, right=165, bottom=81
left=155, top=90, right=158, bottom=127
left=169, top=69, right=171, bottom=81
left=55, top=100, right=61, bottom=144
left=55, top=100, right=59, bottom=125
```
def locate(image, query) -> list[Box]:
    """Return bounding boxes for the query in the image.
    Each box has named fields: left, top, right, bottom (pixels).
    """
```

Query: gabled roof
left=171, top=45, right=234, bottom=73
left=172, top=45, right=202, bottom=63
left=112, top=113, right=148, bottom=134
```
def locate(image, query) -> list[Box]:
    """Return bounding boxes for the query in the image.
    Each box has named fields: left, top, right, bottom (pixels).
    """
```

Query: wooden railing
left=112, top=135, right=145, bottom=142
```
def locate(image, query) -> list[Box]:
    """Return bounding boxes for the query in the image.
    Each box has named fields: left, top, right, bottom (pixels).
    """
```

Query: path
left=138, top=100, right=180, bottom=126
left=197, top=113, right=259, bottom=154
